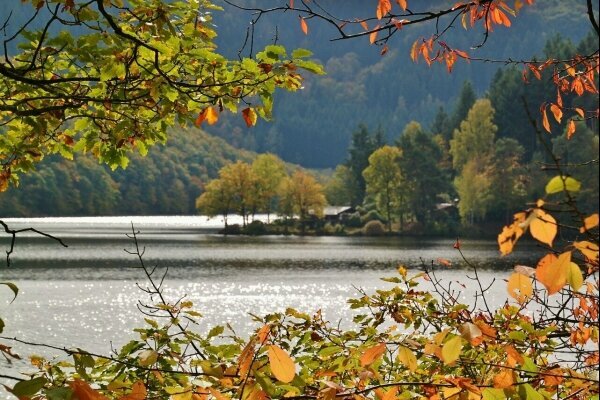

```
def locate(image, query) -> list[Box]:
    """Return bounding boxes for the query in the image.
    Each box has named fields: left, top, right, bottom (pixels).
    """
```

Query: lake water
left=0, top=216, right=544, bottom=379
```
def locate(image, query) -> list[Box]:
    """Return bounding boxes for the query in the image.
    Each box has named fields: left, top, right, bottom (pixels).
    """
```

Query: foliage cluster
left=195, top=155, right=326, bottom=231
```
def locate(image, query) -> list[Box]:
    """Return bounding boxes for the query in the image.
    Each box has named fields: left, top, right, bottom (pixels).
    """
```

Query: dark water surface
left=0, top=216, right=543, bottom=380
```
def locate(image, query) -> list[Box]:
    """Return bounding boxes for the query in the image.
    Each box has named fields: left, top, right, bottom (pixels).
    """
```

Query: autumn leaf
left=541, top=104, right=551, bottom=132
left=360, top=343, right=386, bottom=367
left=70, top=379, right=109, bottom=400
left=238, top=340, right=255, bottom=378
left=507, top=272, right=533, bottom=304
left=566, top=262, right=583, bottom=291
left=573, top=241, right=599, bottom=262
left=396, top=0, right=407, bottom=11
left=567, top=119, right=576, bottom=139
left=376, top=0, right=392, bottom=20
left=493, top=370, right=514, bottom=389
left=206, top=107, right=219, bottom=125
left=242, top=108, right=258, bottom=127
left=267, top=345, right=296, bottom=383
left=119, top=381, right=146, bottom=400
left=441, top=336, right=463, bottom=365
left=549, top=103, right=563, bottom=123
left=369, top=26, right=380, bottom=44
left=579, top=213, right=599, bottom=233
left=458, top=322, right=483, bottom=344
left=138, top=349, right=158, bottom=367
left=536, top=252, right=571, bottom=295
left=545, top=175, right=581, bottom=194
left=299, top=17, right=308, bottom=35
left=397, top=346, right=417, bottom=371
left=529, top=209, right=557, bottom=247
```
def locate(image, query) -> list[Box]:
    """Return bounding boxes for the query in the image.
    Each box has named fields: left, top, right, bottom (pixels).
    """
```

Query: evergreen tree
left=397, top=122, right=450, bottom=225
left=449, top=81, right=477, bottom=135
left=345, top=124, right=381, bottom=206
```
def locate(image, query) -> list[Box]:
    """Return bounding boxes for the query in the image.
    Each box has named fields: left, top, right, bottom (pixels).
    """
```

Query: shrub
left=363, top=220, right=386, bottom=236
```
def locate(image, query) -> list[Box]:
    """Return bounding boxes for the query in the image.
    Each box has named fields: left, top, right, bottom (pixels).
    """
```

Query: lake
left=0, top=216, right=543, bottom=376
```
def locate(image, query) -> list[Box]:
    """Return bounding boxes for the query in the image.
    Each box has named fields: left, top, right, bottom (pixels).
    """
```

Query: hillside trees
left=278, top=170, right=326, bottom=229
left=346, top=125, right=385, bottom=206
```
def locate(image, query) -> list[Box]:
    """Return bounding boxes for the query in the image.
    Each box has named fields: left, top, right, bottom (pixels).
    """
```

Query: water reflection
left=0, top=217, right=544, bottom=375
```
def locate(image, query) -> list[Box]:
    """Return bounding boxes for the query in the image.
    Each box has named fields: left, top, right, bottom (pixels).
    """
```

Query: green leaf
left=1, top=282, right=19, bottom=303
left=291, top=48, right=313, bottom=58
left=45, top=387, right=73, bottom=400
left=545, top=175, right=581, bottom=194
left=207, top=325, right=224, bottom=339
left=518, top=383, right=543, bottom=400
left=12, top=377, right=47, bottom=398
left=482, top=388, right=507, bottom=400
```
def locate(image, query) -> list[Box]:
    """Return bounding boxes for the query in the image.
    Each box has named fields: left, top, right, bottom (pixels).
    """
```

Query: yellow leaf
left=507, top=272, right=533, bottom=304
left=567, top=262, right=583, bottom=291
left=536, top=252, right=571, bottom=295
left=442, top=387, right=462, bottom=399
left=206, top=107, right=219, bottom=125
left=497, top=212, right=527, bottom=255
left=580, top=213, right=599, bottom=233
left=545, top=175, right=581, bottom=194
left=441, top=336, right=463, bottom=365
left=573, top=241, right=599, bottom=262
left=397, top=346, right=417, bottom=372
left=529, top=209, right=557, bottom=247
left=138, top=349, right=158, bottom=367
left=360, top=343, right=386, bottom=367
left=267, top=345, right=296, bottom=383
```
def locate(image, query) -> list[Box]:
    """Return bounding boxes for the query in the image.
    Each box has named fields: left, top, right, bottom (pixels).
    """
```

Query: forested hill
left=0, top=128, right=256, bottom=217
left=0, top=1, right=592, bottom=168
left=207, top=0, right=592, bottom=167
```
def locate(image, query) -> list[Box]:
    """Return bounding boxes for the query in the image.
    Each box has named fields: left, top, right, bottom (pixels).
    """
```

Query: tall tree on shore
left=363, top=146, right=404, bottom=232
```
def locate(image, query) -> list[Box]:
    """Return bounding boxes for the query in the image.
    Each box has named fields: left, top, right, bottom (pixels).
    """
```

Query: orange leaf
left=267, top=345, right=296, bottom=383
left=536, top=252, right=571, bottom=295
left=242, top=107, right=258, bottom=128
left=396, top=0, right=407, bottom=10
left=566, top=119, right=576, bottom=139
left=549, top=103, right=563, bottom=123
left=540, top=104, right=551, bottom=132
left=359, top=20, right=368, bottom=30
left=579, top=213, right=599, bottom=233
left=507, top=272, right=533, bottom=304
left=369, top=26, right=380, bottom=44
left=360, top=343, right=386, bottom=367
left=195, top=109, right=208, bottom=127
left=573, top=241, right=599, bottom=263
left=119, top=381, right=146, bottom=400
left=493, top=370, right=514, bottom=388
left=530, top=209, right=557, bottom=247
left=70, top=379, right=109, bottom=400
left=206, top=107, right=218, bottom=125
left=257, top=324, right=270, bottom=344
left=437, top=258, right=452, bottom=267
left=299, top=17, right=308, bottom=35
left=574, top=107, right=585, bottom=117
left=376, top=0, right=392, bottom=20
left=238, top=339, right=256, bottom=378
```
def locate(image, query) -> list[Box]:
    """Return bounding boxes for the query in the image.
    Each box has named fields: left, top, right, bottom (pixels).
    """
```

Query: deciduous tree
left=363, top=145, right=403, bottom=232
